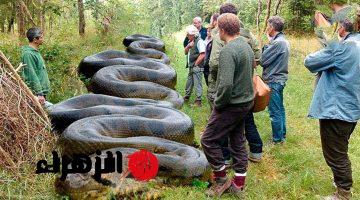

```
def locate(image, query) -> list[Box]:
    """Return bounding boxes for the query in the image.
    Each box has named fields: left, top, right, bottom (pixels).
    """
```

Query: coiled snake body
left=50, top=34, right=209, bottom=197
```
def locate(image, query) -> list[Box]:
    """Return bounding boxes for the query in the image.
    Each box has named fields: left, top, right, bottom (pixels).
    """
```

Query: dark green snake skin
left=49, top=34, right=209, bottom=197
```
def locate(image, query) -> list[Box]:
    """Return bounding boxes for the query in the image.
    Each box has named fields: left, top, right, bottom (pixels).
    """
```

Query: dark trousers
left=204, top=71, right=209, bottom=86
left=320, top=119, right=357, bottom=190
left=221, top=112, right=263, bottom=161
left=201, top=103, right=252, bottom=173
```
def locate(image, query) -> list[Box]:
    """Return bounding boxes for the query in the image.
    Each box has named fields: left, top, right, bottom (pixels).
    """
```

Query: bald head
left=218, top=13, right=241, bottom=36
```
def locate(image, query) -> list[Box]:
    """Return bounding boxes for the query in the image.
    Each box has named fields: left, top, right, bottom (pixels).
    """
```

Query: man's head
left=210, top=13, right=220, bottom=28
left=217, top=13, right=240, bottom=41
left=219, top=3, right=238, bottom=15
left=193, top=17, right=202, bottom=30
left=327, top=0, right=347, bottom=11
left=186, top=25, right=199, bottom=41
left=338, top=19, right=354, bottom=38
left=266, top=16, right=285, bottom=37
left=26, top=27, right=44, bottom=45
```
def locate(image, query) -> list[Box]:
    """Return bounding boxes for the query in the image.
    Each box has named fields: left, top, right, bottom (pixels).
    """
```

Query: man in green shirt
left=208, top=3, right=264, bottom=165
left=208, top=3, right=261, bottom=111
left=20, top=27, right=51, bottom=106
left=201, top=13, right=254, bottom=198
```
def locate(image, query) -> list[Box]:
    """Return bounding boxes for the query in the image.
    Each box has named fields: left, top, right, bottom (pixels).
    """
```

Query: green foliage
left=191, top=178, right=209, bottom=189
left=324, top=0, right=348, bottom=5
left=237, top=0, right=261, bottom=27
left=85, top=0, right=146, bottom=35
left=141, top=0, right=203, bottom=37
left=201, top=0, right=261, bottom=28
left=283, top=0, right=316, bottom=33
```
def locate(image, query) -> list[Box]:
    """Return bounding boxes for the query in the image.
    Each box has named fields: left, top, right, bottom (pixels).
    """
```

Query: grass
left=1, top=31, right=359, bottom=199
left=160, top=33, right=360, bottom=200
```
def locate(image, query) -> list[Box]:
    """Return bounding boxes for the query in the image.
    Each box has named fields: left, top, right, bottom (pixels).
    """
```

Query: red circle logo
left=127, top=150, right=159, bottom=181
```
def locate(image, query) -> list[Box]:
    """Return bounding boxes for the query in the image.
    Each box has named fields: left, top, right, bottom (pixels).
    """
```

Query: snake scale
left=49, top=34, right=209, bottom=198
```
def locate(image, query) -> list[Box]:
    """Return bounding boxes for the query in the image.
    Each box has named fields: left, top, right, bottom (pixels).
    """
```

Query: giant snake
left=49, top=34, right=209, bottom=197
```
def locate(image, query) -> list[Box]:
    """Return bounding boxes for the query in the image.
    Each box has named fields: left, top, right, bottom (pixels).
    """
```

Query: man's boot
left=183, top=96, right=190, bottom=102
left=194, top=100, right=202, bottom=107
left=322, top=187, right=352, bottom=200
left=206, top=175, right=232, bottom=198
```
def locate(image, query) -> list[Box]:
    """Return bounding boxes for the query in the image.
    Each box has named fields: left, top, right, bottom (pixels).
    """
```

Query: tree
left=263, top=0, right=272, bottom=32
left=17, top=0, right=26, bottom=37
left=77, top=0, right=85, bottom=36
left=257, top=0, right=263, bottom=36
left=284, top=0, right=316, bottom=33
left=8, top=2, right=16, bottom=33
left=275, top=0, right=282, bottom=15
left=38, top=0, right=46, bottom=30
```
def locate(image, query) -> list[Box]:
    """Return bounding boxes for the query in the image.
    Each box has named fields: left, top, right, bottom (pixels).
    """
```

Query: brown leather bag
left=253, top=75, right=271, bottom=112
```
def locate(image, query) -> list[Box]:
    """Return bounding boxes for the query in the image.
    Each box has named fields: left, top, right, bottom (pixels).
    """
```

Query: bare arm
left=195, top=53, right=205, bottom=66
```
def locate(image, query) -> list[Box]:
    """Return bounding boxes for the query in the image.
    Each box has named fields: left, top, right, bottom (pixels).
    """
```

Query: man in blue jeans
left=260, top=16, right=290, bottom=144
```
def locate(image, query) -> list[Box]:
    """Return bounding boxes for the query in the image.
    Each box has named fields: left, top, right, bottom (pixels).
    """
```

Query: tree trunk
left=263, top=0, right=272, bottom=32
left=20, top=0, right=37, bottom=27
left=7, top=2, right=16, bottom=33
left=102, top=16, right=111, bottom=34
left=274, top=0, right=282, bottom=15
left=7, top=17, right=15, bottom=33
left=256, top=0, right=262, bottom=37
left=39, top=0, right=46, bottom=30
left=77, top=0, right=85, bottom=36
left=17, top=1, right=26, bottom=38
left=0, top=21, right=5, bottom=33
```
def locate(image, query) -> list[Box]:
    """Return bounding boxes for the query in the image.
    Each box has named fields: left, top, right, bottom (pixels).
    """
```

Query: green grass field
left=160, top=33, right=360, bottom=200
left=1, top=32, right=359, bottom=200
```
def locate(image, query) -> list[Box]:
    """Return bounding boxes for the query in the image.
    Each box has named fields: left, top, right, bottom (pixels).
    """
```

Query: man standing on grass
left=201, top=13, right=254, bottom=198
left=208, top=3, right=264, bottom=164
left=304, top=19, right=360, bottom=200
left=20, top=27, right=52, bottom=108
left=260, top=16, right=290, bottom=144
left=183, top=25, right=206, bottom=107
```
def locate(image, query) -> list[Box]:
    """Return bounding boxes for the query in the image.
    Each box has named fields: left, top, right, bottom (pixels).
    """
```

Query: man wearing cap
left=184, top=25, right=206, bottom=107
left=20, top=27, right=51, bottom=107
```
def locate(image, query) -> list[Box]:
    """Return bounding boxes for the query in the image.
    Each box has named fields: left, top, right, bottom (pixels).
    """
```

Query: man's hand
left=266, top=34, right=272, bottom=42
left=187, top=41, right=195, bottom=49
left=314, top=11, right=331, bottom=28
left=37, top=95, right=46, bottom=105
left=185, top=41, right=195, bottom=55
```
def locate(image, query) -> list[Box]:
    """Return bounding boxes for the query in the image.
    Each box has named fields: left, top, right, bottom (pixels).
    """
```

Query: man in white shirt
left=184, top=25, right=206, bottom=107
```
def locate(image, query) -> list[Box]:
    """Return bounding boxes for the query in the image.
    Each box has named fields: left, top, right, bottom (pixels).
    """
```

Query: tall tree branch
left=275, top=0, right=282, bottom=15
left=257, top=0, right=263, bottom=38
left=263, top=0, right=272, bottom=32
left=78, top=0, right=85, bottom=36
left=20, top=0, right=37, bottom=27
